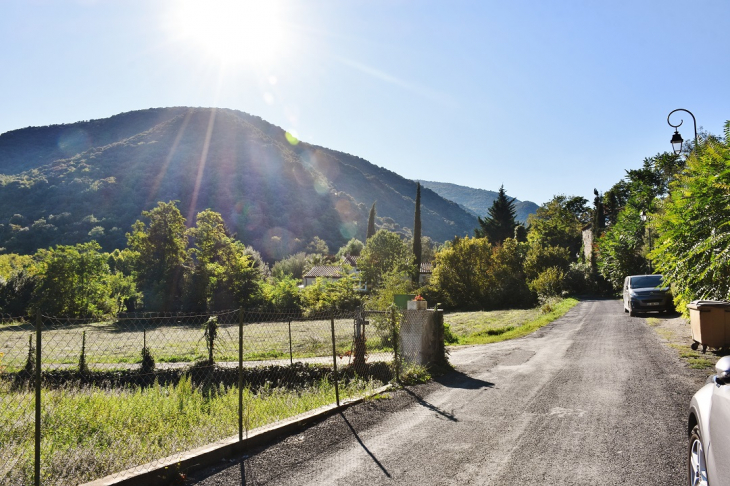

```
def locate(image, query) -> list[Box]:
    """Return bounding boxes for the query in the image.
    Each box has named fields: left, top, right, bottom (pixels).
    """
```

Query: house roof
left=420, top=262, right=432, bottom=274
left=341, top=255, right=361, bottom=266
left=303, top=265, right=343, bottom=278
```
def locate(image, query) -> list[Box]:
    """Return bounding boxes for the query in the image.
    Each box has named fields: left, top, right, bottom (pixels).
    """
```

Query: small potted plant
left=407, top=294, right=428, bottom=310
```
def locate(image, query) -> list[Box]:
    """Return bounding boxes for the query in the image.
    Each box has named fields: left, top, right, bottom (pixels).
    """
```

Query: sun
left=171, top=0, right=285, bottom=65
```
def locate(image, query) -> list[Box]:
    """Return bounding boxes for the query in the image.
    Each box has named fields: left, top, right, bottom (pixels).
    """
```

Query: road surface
left=188, top=299, right=707, bottom=485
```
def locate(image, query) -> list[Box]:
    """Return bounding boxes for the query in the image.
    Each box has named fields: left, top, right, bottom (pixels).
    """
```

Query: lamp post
left=640, top=210, right=653, bottom=273
left=667, top=108, right=698, bottom=155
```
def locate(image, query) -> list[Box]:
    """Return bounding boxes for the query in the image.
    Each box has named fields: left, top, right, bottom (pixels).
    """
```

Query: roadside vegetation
left=646, top=317, right=729, bottom=371
left=1, top=376, right=379, bottom=486
left=444, top=297, right=579, bottom=346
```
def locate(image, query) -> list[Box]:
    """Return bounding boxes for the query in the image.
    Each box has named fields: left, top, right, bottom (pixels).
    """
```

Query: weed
left=78, top=330, right=88, bottom=375
left=443, top=322, right=459, bottom=344
left=23, top=334, right=35, bottom=376
left=202, top=316, right=218, bottom=365
left=398, top=364, right=431, bottom=385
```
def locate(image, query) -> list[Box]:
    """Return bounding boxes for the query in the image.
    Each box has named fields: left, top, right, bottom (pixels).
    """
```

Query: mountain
left=417, top=181, right=539, bottom=223
left=0, top=107, right=478, bottom=259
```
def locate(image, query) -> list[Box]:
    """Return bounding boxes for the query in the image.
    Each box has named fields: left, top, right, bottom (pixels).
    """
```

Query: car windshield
left=630, top=275, right=664, bottom=289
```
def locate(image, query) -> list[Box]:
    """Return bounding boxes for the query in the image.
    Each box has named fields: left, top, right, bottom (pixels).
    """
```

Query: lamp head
left=671, top=129, right=684, bottom=155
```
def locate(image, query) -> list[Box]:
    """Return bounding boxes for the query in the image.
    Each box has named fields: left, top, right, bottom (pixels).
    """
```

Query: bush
left=529, top=267, right=565, bottom=299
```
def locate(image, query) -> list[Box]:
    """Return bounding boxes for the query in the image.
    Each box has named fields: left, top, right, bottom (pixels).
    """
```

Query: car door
left=709, top=381, right=730, bottom=485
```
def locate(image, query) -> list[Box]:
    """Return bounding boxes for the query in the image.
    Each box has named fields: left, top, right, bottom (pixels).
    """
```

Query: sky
left=1, top=0, right=729, bottom=206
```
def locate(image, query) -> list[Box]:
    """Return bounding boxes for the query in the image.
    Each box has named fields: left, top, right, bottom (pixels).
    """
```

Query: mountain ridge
left=417, top=180, right=539, bottom=223
left=0, top=107, right=478, bottom=259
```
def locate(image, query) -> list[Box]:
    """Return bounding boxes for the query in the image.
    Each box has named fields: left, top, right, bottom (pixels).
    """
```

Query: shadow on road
left=401, top=386, right=458, bottom=422
left=341, top=413, right=392, bottom=478
left=435, top=369, right=495, bottom=390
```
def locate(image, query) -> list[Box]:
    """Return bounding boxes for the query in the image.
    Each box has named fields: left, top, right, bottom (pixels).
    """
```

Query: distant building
left=302, top=265, right=344, bottom=287
left=419, top=262, right=432, bottom=285
left=302, top=255, right=366, bottom=291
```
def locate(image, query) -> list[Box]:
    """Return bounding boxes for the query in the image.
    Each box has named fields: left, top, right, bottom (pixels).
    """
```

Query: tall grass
left=0, top=376, right=379, bottom=486
left=447, top=298, right=579, bottom=346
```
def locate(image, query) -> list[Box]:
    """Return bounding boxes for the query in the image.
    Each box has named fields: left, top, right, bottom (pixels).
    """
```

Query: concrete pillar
left=399, top=309, right=445, bottom=367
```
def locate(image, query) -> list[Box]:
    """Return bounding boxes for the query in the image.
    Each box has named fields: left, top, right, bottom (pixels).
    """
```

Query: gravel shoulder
left=187, top=299, right=709, bottom=486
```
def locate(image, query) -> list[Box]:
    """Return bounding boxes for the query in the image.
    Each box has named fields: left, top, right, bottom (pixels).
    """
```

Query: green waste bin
left=393, top=294, right=416, bottom=310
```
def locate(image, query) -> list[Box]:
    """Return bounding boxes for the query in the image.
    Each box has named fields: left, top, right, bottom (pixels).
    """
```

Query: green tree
left=523, top=241, right=571, bottom=282
left=596, top=207, right=647, bottom=289
left=306, top=236, right=329, bottom=256
left=652, top=123, right=730, bottom=312
left=359, top=229, right=414, bottom=289
left=335, top=238, right=364, bottom=259
left=188, top=209, right=261, bottom=310
left=261, top=276, right=302, bottom=311
left=366, top=202, right=377, bottom=240
left=433, top=236, right=532, bottom=310
left=127, top=201, right=190, bottom=311
left=271, top=252, right=310, bottom=280
left=596, top=151, right=683, bottom=290
left=527, top=195, right=587, bottom=257
left=413, top=182, right=422, bottom=282
left=475, top=185, right=518, bottom=245
left=301, top=273, right=363, bottom=315
left=432, top=236, right=493, bottom=309
left=31, top=242, right=113, bottom=317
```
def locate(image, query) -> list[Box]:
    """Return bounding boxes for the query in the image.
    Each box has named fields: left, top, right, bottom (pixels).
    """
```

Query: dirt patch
left=644, top=312, right=728, bottom=372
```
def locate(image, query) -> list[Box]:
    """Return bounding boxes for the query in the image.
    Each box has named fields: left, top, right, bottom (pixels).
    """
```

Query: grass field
left=0, top=376, right=380, bottom=486
left=444, top=298, right=579, bottom=346
left=0, top=317, right=392, bottom=371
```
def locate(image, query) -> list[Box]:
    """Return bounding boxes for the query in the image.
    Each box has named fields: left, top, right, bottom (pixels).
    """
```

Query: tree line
left=2, top=120, right=726, bottom=318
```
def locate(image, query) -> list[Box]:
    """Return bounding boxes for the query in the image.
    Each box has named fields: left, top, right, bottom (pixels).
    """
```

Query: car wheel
left=629, top=305, right=636, bottom=317
left=688, top=425, right=708, bottom=486
left=624, top=306, right=629, bottom=313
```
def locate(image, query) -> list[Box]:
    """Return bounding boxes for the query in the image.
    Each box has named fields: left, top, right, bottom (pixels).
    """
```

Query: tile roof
left=341, top=255, right=361, bottom=266
left=303, top=265, right=343, bottom=278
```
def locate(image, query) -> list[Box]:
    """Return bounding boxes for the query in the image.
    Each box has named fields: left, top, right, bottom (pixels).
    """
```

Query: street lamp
left=667, top=108, right=698, bottom=155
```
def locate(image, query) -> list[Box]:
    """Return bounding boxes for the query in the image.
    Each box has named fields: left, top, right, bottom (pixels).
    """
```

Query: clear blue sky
left=1, top=0, right=728, bottom=205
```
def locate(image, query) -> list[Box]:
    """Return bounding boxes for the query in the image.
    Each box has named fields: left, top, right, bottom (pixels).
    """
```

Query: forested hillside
left=419, top=180, right=538, bottom=223
left=0, top=107, right=477, bottom=258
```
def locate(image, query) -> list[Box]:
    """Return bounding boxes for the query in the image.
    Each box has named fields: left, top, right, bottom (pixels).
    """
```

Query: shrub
left=529, top=267, right=565, bottom=299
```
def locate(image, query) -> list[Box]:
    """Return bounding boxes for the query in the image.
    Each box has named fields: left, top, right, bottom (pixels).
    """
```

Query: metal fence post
left=238, top=308, right=244, bottom=442
left=34, top=311, right=41, bottom=486
left=330, top=314, right=340, bottom=407
left=391, top=307, right=400, bottom=383
left=288, top=319, right=293, bottom=366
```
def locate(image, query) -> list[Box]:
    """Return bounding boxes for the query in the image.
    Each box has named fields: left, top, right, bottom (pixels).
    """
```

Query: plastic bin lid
left=687, top=300, right=730, bottom=309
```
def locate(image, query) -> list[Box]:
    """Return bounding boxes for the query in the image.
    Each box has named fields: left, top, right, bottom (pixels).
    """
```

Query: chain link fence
left=0, top=307, right=421, bottom=486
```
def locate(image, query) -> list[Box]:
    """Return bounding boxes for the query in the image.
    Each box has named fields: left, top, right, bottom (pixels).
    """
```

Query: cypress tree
left=475, top=185, right=518, bottom=245
left=413, top=183, right=422, bottom=283
left=366, top=202, right=377, bottom=240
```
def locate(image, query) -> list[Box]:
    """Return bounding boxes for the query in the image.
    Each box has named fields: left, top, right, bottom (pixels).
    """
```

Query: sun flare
left=172, top=0, right=285, bottom=65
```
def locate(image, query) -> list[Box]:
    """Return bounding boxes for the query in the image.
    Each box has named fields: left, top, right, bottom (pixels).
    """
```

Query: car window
left=629, top=275, right=664, bottom=288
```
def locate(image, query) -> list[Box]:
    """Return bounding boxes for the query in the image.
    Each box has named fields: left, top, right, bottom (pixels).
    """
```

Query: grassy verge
left=0, top=377, right=380, bottom=486
left=645, top=316, right=728, bottom=371
left=445, top=298, right=579, bottom=346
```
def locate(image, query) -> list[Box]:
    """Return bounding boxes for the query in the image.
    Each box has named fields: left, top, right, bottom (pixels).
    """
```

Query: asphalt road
left=188, top=299, right=707, bottom=485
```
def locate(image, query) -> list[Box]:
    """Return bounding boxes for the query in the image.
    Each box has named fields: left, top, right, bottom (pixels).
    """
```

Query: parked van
left=623, top=274, right=673, bottom=316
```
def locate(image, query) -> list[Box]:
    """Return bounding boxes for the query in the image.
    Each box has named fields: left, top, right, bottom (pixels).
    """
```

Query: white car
left=688, top=355, right=730, bottom=485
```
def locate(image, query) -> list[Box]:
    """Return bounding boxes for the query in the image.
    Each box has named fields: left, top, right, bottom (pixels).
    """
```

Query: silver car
left=688, top=355, right=730, bottom=485
left=622, top=274, right=673, bottom=316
